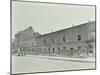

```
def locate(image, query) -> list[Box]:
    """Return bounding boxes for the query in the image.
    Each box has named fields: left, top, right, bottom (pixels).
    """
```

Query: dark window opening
left=58, top=48, right=60, bottom=50
left=58, top=48, right=60, bottom=54
left=70, top=48, right=73, bottom=50
left=77, top=34, right=81, bottom=41
left=63, top=47, right=66, bottom=50
left=53, top=48, right=55, bottom=53
left=63, top=37, right=66, bottom=42
left=44, top=40, right=46, bottom=45
left=70, top=48, right=74, bottom=56
left=89, top=50, right=93, bottom=53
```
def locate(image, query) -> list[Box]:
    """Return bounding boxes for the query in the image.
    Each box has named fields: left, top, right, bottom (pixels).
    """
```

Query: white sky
left=12, top=1, right=95, bottom=39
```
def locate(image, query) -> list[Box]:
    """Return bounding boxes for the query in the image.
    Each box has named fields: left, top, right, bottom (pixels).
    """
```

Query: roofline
left=37, top=20, right=95, bottom=37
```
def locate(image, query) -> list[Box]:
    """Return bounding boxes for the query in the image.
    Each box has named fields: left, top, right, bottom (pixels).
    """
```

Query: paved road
left=12, top=55, right=95, bottom=74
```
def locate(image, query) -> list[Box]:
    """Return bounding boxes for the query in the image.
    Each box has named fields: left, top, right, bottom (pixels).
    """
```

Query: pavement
left=12, top=55, right=95, bottom=74
left=26, top=55, right=95, bottom=63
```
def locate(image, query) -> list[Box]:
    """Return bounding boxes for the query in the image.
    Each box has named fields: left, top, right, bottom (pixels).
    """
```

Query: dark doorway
left=70, top=48, right=73, bottom=56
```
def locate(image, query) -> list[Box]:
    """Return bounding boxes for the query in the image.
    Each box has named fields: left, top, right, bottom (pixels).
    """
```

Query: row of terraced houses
left=12, top=21, right=96, bottom=57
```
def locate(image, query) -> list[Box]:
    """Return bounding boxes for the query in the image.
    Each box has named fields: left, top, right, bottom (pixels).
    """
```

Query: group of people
left=17, top=47, right=26, bottom=56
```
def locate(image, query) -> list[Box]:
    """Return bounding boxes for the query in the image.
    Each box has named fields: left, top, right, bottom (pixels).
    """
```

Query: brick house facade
left=12, top=21, right=95, bottom=57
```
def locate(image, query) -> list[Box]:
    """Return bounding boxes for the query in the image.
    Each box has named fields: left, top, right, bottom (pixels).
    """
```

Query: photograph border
left=10, top=0, right=96, bottom=74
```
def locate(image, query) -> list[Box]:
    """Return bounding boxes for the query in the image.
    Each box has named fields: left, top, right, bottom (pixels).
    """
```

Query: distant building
left=12, top=26, right=40, bottom=55
left=12, top=21, right=95, bottom=57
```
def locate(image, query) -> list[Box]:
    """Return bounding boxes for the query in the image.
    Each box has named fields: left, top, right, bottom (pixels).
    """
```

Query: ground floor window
left=63, top=47, right=66, bottom=50
left=48, top=48, right=50, bottom=53
left=77, top=46, right=82, bottom=55
left=44, top=48, right=46, bottom=53
left=89, top=50, right=93, bottom=53
left=53, top=48, right=55, bottom=53
left=70, top=48, right=73, bottom=50
left=70, top=48, right=74, bottom=56
left=32, top=48, right=34, bottom=52
left=38, top=48, right=39, bottom=50
left=78, top=46, right=81, bottom=50
left=58, top=48, right=60, bottom=54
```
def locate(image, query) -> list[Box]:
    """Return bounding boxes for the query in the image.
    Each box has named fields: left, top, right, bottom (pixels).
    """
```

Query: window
left=62, top=37, right=66, bottom=42
left=70, top=48, right=73, bottom=50
left=32, top=48, right=34, bottom=52
left=90, top=32, right=95, bottom=39
left=78, top=46, right=81, bottom=50
left=63, top=47, right=66, bottom=50
left=77, top=34, right=81, bottom=41
left=58, top=48, right=60, bottom=54
left=40, top=48, right=42, bottom=53
left=44, top=40, right=46, bottom=45
left=32, top=43, right=34, bottom=46
left=89, top=44, right=93, bottom=49
left=58, top=48, right=60, bottom=50
left=53, top=48, right=55, bottom=53
left=70, top=48, right=74, bottom=56
left=48, top=48, right=50, bottom=53
left=78, top=46, right=81, bottom=54
left=89, top=50, right=93, bottom=53
left=52, top=39, right=54, bottom=44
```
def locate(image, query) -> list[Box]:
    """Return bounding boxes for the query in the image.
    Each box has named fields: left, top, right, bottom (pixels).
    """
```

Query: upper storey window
left=90, top=32, right=95, bottom=39
left=44, top=40, right=46, bottom=45
left=52, top=39, right=54, bottom=44
left=62, top=36, right=66, bottom=42
left=77, top=34, right=81, bottom=41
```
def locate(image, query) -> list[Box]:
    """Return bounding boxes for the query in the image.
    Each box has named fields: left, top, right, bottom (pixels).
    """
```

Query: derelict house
left=12, top=21, right=95, bottom=57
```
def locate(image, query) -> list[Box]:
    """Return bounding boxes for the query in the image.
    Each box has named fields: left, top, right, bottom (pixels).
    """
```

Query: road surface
left=12, top=55, right=95, bottom=74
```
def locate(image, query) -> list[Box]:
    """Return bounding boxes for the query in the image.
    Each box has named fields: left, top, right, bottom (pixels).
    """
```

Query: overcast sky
left=12, top=1, right=95, bottom=39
